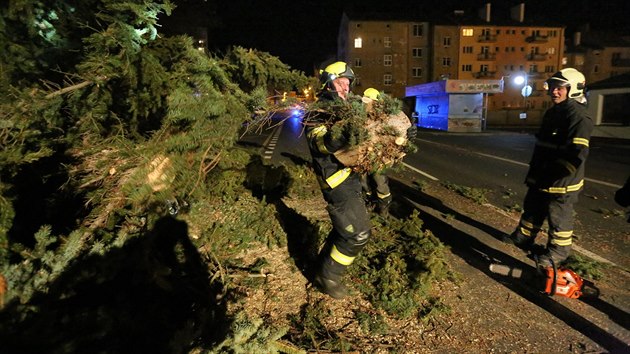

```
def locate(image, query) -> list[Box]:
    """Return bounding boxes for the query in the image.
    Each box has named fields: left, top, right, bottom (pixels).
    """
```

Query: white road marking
left=402, top=162, right=439, bottom=181
left=263, top=125, right=283, bottom=160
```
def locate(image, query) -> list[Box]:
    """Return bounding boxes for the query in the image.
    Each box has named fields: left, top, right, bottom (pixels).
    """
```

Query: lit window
left=384, top=55, right=392, bottom=66
left=462, top=28, right=473, bottom=37
left=547, top=47, right=555, bottom=54
left=354, top=37, right=362, bottom=48
left=384, top=37, right=391, bottom=48
left=412, top=67, right=423, bottom=77
left=384, top=74, right=393, bottom=85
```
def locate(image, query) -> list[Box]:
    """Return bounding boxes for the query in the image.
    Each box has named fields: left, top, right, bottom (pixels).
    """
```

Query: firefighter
left=360, top=88, right=394, bottom=215
left=503, top=68, right=593, bottom=267
left=305, top=61, right=372, bottom=299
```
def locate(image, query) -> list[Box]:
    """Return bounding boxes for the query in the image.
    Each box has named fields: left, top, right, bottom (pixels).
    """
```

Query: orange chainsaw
left=489, top=259, right=599, bottom=299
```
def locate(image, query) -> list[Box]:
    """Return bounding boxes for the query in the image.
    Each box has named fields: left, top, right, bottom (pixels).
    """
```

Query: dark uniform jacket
left=526, top=99, right=593, bottom=194
left=305, top=95, right=353, bottom=189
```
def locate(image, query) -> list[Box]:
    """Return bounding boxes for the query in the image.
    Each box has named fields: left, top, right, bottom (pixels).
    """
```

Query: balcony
left=525, top=53, right=547, bottom=61
left=525, top=35, right=549, bottom=43
left=477, top=52, right=497, bottom=61
left=477, top=34, right=497, bottom=43
left=473, top=71, right=497, bottom=79
left=612, top=58, right=630, bottom=67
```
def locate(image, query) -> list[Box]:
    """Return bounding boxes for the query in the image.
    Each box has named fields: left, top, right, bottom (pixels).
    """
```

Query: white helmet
left=544, top=68, right=586, bottom=98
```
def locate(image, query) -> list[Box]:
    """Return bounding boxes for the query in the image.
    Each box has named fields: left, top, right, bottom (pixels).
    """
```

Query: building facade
left=338, top=3, right=566, bottom=126
left=338, top=12, right=430, bottom=98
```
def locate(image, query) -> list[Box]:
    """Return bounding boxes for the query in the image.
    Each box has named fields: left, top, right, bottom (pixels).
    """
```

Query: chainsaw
left=490, top=257, right=599, bottom=299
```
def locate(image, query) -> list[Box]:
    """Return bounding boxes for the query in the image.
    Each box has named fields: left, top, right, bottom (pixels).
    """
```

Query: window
left=412, top=48, right=423, bottom=58
left=413, top=24, right=423, bottom=36
left=354, top=37, right=362, bottom=48
left=412, top=67, right=423, bottom=77
left=547, top=47, right=555, bottom=55
left=383, top=55, right=392, bottom=66
left=462, top=64, right=472, bottom=71
left=529, top=64, right=538, bottom=73
left=384, top=37, right=391, bottom=48
left=442, top=57, right=451, bottom=66
left=593, top=64, right=600, bottom=73
left=383, top=74, right=393, bottom=86
left=496, top=29, right=501, bottom=34
left=480, top=64, right=489, bottom=72
left=443, top=36, right=451, bottom=47
left=481, top=46, right=490, bottom=54
left=463, top=46, right=473, bottom=54
left=354, top=58, right=362, bottom=67
left=545, top=65, right=555, bottom=73
left=462, top=28, right=473, bottom=36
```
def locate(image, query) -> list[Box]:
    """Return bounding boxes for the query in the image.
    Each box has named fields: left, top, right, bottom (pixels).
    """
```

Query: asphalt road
left=403, top=130, right=630, bottom=270
left=240, top=117, right=630, bottom=270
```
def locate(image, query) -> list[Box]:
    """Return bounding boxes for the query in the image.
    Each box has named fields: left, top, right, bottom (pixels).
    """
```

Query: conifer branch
left=44, top=76, right=108, bottom=99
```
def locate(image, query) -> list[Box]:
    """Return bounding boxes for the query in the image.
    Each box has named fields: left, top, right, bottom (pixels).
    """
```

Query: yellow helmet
left=363, top=88, right=380, bottom=100
left=319, top=61, right=355, bottom=90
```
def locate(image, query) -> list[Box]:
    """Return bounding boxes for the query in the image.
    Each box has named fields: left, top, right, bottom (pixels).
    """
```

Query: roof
left=587, top=73, right=630, bottom=90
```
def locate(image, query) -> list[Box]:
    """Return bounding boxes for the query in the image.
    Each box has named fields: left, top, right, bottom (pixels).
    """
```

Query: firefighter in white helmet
left=503, top=68, right=593, bottom=268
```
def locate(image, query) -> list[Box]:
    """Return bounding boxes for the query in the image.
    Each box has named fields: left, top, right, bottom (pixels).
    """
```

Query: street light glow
left=513, top=75, right=526, bottom=85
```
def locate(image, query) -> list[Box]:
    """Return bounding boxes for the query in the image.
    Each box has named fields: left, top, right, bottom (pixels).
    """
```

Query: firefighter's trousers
left=514, top=188, right=579, bottom=256
left=319, top=173, right=371, bottom=278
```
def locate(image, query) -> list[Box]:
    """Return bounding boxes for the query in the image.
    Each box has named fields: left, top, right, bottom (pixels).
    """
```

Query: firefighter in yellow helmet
left=503, top=68, right=593, bottom=268
left=360, top=88, right=393, bottom=215
left=305, top=61, right=371, bottom=299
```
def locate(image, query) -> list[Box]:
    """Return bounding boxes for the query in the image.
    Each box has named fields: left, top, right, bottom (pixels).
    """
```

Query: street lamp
left=513, top=73, right=532, bottom=119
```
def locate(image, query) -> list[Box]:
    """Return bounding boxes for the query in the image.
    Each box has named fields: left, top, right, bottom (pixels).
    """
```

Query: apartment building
left=564, top=29, right=630, bottom=83
left=338, top=3, right=566, bottom=125
left=338, top=12, right=430, bottom=98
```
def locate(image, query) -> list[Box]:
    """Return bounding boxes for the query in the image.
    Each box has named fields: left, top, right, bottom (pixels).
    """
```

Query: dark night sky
left=165, top=0, right=630, bottom=73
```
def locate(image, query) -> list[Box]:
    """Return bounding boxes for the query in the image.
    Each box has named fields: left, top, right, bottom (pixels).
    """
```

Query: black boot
left=536, top=245, right=571, bottom=268
left=502, top=230, right=535, bottom=252
left=375, top=195, right=392, bottom=216
left=313, top=255, right=348, bottom=299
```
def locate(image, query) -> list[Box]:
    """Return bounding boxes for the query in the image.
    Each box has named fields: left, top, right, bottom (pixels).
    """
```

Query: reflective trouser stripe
left=543, top=180, right=584, bottom=194
left=326, top=168, right=351, bottom=189
left=377, top=192, right=391, bottom=199
left=330, top=245, right=355, bottom=266
left=519, top=220, right=542, bottom=237
left=572, top=137, right=589, bottom=147
left=551, top=230, right=573, bottom=246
